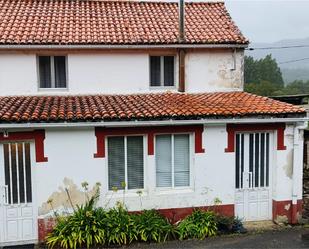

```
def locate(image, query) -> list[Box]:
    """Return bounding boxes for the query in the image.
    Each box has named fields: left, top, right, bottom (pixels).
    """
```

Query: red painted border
left=272, top=199, right=302, bottom=224
left=94, top=125, right=205, bottom=158
left=225, top=123, right=286, bottom=153
left=0, top=130, right=48, bottom=162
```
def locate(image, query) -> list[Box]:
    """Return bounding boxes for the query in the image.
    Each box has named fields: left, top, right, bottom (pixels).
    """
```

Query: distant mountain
left=246, top=37, right=309, bottom=84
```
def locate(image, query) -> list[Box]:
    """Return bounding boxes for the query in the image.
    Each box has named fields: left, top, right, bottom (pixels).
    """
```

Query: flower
left=81, top=181, right=89, bottom=190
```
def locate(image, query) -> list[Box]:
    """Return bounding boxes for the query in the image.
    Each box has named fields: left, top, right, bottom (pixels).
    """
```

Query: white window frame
left=37, top=55, right=68, bottom=90
left=154, top=133, right=193, bottom=191
left=149, top=55, right=177, bottom=89
left=105, top=135, right=147, bottom=193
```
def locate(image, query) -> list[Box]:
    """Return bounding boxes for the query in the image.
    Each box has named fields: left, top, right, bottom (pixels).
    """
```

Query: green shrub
left=46, top=191, right=107, bottom=249
left=104, top=202, right=137, bottom=245
left=132, top=210, right=175, bottom=243
left=176, top=209, right=217, bottom=240
left=215, top=215, right=246, bottom=234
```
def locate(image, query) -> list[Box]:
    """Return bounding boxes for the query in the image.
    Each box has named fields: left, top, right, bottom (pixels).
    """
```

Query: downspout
left=291, top=122, right=306, bottom=224
left=178, top=0, right=186, bottom=92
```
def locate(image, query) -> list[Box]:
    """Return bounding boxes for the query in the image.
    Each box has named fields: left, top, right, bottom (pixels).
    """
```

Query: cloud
left=225, top=0, right=309, bottom=43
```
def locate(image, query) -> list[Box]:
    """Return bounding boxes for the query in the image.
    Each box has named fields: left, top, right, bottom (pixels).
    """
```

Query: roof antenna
left=179, top=0, right=185, bottom=42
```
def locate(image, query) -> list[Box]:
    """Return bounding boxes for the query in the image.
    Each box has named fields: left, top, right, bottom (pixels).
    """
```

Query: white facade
left=0, top=49, right=244, bottom=96
left=28, top=123, right=302, bottom=218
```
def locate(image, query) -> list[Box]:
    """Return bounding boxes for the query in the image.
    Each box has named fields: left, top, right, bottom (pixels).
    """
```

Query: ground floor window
left=155, top=134, right=190, bottom=188
left=107, top=136, right=144, bottom=190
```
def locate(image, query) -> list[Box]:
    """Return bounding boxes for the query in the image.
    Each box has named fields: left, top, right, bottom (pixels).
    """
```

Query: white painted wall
left=0, top=54, right=37, bottom=95
left=32, top=122, right=301, bottom=219
left=34, top=125, right=235, bottom=218
left=185, top=49, right=244, bottom=92
left=273, top=124, right=304, bottom=202
left=0, top=49, right=243, bottom=96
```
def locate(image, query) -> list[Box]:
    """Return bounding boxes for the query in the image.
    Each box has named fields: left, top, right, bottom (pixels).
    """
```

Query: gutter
left=0, top=117, right=307, bottom=129
left=0, top=44, right=249, bottom=50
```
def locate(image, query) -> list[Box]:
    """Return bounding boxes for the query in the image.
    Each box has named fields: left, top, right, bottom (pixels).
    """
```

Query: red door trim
left=0, top=130, right=48, bottom=162
left=225, top=123, right=286, bottom=153
left=94, top=125, right=205, bottom=158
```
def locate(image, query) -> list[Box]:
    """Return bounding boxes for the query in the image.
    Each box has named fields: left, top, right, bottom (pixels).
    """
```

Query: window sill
left=154, top=188, right=194, bottom=196
left=106, top=189, right=148, bottom=199
left=149, top=86, right=177, bottom=90
left=38, top=88, right=69, bottom=92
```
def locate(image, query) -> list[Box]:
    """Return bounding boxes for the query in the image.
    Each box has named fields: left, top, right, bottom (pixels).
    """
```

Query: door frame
left=0, top=141, right=38, bottom=246
left=234, top=131, right=274, bottom=221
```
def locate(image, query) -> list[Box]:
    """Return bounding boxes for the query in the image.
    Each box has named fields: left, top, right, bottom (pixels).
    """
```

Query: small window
left=155, top=134, right=190, bottom=188
left=150, top=56, right=175, bottom=87
left=38, top=56, right=67, bottom=89
left=108, top=136, right=144, bottom=190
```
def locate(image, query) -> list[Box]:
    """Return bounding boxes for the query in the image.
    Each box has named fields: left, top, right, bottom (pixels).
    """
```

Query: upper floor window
left=150, top=56, right=175, bottom=87
left=38, top=56, right=67, bottom=89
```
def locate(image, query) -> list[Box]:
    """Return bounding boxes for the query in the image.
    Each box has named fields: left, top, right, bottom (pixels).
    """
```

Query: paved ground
left=130, top=227, right=309, bottom=249
left=3, top=226, right=309, bottom=249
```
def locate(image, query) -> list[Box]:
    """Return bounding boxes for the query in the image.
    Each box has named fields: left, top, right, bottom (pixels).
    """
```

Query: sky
left=224, top=0, right=309, bottom=43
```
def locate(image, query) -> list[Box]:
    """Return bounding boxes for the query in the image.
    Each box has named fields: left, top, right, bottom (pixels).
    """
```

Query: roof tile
left=0, top=0, right=248, bottom=45
left=0, top=92, right=305, bottom=123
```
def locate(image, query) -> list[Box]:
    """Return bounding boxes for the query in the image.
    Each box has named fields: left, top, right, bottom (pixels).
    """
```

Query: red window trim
left=94, top=125, right=205, bottom=158
left=225, top=123, right=286, bottom=153
left=0, top=130, right=48, bottom=162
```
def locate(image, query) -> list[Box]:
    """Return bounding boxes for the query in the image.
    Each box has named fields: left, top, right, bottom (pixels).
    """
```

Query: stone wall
left=303, top=167, right=309, bottom=219
left=303, top=130, right=309, bottom=220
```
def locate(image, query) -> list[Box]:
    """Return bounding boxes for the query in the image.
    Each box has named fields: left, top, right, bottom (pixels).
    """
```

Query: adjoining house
left=0, top=0, right=307, bottom=246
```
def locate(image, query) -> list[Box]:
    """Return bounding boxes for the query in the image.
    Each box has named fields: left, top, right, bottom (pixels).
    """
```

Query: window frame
left=149, top=55, right=177, bottom=89
left=154, top=133, right=193, bottom=191
left=105, top=135, right=147, bottom=193
left=37, top=55, right=69, bottom=91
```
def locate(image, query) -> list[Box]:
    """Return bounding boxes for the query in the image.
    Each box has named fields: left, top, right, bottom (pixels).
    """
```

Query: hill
left=246, top=37, right=309, bottom=84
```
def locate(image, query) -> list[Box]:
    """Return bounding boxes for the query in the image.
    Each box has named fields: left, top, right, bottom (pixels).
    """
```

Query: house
left=0, top=0, right=307, bottom=246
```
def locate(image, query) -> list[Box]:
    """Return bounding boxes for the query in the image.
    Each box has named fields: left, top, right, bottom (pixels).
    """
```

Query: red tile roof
left=0, top=92, right=305, bottom=123
left=0, top=0, right=248, bottom=45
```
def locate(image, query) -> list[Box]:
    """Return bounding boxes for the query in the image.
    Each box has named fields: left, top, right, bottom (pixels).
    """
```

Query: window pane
left=260, top=133, right=265, bottom=187
left=17, top=143, right=25, bottom=203
left=3, top=144, right=11, bottom=204
left=164, top=56, right=174, bottom=86
left=254, top=133, right=260, bottom=187
left=108, top=137, right=125, bottom=190
left=24, top=143, right=32, bottom=203
left=235, top=134, right=240, bottom=189
left=39, top=56, right=52, bottom=88
left=54, top=56, right=67, bottom=88
left=266, top=133, right=270, bottom=187
left=249, top=134, right=254, bottom=188
left=156, top=135, right=172, bottom=187
left=127, top=136, right=144, bottom=190
left=174, top=134, right=190, bottom=187
left=10, top=143, right=18, bottom=204
left=240, top=134, right=244, bottom=189
left=150, top=56, right=161, bottom=86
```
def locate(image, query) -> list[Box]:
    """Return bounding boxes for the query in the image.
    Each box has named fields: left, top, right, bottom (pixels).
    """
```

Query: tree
left=274, top=80, right=309, bottom=95
left=244, top=55, right=285, bottom=96
left=244, top=55, right=284, bottom=87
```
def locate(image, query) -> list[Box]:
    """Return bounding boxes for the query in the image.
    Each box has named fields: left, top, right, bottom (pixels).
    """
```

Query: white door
left=0, top=142, right=37, bottom=245
left=235, top=132, right=273, bottom=221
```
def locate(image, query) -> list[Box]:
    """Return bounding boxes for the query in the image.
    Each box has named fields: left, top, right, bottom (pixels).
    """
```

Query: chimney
left=179, top=0, right=185, bottom=42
